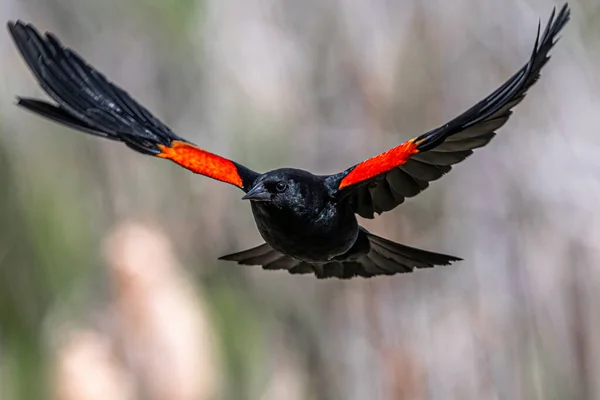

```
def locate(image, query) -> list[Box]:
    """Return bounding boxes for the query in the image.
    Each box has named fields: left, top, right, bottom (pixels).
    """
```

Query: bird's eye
left=275, top=181, right=287, bottom=192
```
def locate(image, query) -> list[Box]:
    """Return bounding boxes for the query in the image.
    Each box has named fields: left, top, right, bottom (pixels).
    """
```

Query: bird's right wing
left=8, top=21, right=259, bottom=190
left=332, top=4, right=570, bottom=218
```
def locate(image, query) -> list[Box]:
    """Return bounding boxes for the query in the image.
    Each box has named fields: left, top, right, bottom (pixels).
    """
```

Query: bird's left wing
left=8, top=21, right=259, bottom=190
left=333, top=4, right=570, bottom=218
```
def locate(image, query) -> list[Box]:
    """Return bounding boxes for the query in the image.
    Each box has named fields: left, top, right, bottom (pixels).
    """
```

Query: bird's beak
left=242, top=183, right=271, bottom=201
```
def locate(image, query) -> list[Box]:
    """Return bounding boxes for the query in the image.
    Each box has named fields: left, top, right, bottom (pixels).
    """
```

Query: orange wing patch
left=157, top=140, right=243, bottom=187
left=338, top=139, right=420, bottom=189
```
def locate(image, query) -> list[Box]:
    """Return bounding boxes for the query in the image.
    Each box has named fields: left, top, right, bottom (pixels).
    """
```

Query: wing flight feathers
left=8, top=20, right=258, bottom=189
left=336, top=4, right=570, bottom=218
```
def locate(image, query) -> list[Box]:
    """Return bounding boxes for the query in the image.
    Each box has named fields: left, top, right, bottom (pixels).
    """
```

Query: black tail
left=8, top=21, right=184, bottom=155
left=219, top=230, right=462, bottom=279
left=415, top=3, right=570, bottom=152
left=364, top=230, right=461, bottom=273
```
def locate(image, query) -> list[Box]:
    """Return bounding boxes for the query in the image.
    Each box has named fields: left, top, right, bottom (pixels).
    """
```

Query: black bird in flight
left=7, top=4, right=569, bottom=279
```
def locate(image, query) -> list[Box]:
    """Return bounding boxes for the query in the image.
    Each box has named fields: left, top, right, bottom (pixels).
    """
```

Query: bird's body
left=246, top=169, right=357, bottom=262
left=6, top=4, right=570, bottom=278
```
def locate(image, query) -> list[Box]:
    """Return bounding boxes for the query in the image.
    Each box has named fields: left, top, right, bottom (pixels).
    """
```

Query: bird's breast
left=250, top=202, right=358, bottom=262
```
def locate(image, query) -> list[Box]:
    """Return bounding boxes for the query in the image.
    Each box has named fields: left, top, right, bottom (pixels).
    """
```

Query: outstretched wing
left=8, top=21, right=259, bottom=190
left=334, top=4, right=570, bottom=218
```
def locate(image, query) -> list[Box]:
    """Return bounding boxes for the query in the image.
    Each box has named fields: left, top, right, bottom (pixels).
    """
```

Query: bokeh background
left=0, top=0, right=598, bottom=399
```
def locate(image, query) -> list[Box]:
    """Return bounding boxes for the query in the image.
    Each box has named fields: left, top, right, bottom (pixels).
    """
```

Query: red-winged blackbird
left=7, top=4, right=569, bottom=279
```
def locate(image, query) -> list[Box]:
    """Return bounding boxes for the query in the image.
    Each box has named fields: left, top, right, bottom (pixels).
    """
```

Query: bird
left=7, top=4, right=569, bottom=279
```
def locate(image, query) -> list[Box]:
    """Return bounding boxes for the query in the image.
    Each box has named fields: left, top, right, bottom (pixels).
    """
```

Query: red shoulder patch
left=157, top=140, right=243, bottom=187
left=338, top=139, right=419, bottom=189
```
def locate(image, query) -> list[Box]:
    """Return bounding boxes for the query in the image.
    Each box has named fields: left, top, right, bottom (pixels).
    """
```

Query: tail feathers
left=219, top=243, right=279, bottom=265
left=365, top=231, right=461, bottom=272
left=220, top=231, right=461, bottom=279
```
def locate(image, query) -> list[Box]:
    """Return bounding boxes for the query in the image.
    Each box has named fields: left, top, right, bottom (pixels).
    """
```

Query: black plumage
left=7, top=4, right=570, bottom=279
left=340, top=5, right=570, bottom=218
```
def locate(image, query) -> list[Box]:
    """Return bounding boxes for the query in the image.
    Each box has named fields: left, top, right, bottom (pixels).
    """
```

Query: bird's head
left=242, top=169, right=321, bottom=211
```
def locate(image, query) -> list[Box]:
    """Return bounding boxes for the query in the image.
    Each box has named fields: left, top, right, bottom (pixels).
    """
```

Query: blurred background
left=0, top=0, right=598, bottom=399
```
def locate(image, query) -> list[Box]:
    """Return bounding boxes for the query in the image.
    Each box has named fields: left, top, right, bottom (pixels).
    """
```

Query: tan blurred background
left=0, top=0, right=598, bottom=399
